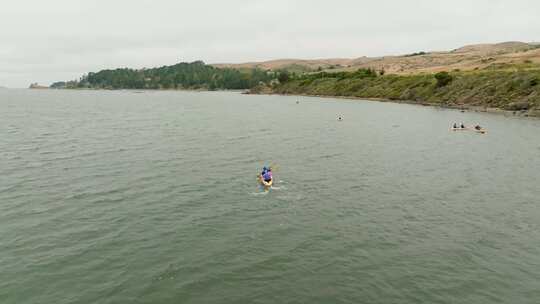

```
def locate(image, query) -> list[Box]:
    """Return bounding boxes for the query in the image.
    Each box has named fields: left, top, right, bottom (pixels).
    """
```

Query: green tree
left=434, top=72, right=453, bottom=87
left=60, top=61, right=273, bottom=90
left=277, top=70, right=290, bottom=83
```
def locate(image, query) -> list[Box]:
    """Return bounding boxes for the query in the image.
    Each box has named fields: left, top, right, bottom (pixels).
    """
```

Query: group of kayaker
left=452, top=122, right=483, bottom=131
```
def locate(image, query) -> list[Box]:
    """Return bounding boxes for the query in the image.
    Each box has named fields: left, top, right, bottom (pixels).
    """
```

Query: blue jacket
left=262, top=171, right=272, bottom=181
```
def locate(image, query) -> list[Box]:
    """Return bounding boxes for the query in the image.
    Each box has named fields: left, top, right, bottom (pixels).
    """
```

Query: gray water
left=1, top=89, right=540, bottom=304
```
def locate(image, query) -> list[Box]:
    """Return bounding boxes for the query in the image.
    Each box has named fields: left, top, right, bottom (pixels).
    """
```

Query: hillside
left=214, top=58, right=356, bottom=72
left=253, top=65, right=540, bottom=117
left=54, top=41, right=540, bottom=116
left=214, top=41, right=540, bottom=75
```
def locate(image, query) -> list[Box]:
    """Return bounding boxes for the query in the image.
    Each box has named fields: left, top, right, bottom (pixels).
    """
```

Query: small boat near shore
left=450, top=127, right=487, bottom=134
left=474, top=129, right=487, bottom=134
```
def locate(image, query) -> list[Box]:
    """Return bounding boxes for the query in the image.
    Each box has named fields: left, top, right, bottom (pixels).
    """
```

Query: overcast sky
left=1, top=0, right=539, bottom=87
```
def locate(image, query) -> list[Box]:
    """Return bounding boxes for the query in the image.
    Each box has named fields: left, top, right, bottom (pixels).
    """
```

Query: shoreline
left=246, top=91, right=539, bottom=118
left=18, top=87, right=540, bottom=118
left=46, top=87, right=247, bottom=93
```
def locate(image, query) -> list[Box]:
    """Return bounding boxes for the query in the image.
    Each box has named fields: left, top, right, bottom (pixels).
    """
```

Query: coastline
left=49, top=87, right=246, bottom=93
left=246, top=91, right=540, bottom=118
left=21, top=86, right=539, bottom=118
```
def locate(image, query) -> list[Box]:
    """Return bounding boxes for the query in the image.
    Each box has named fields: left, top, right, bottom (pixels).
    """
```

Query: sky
left=1, top=0, right=539, bottom=87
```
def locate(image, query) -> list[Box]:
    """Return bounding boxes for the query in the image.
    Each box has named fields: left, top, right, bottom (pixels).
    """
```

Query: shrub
left=405, top=51, right=427, bottom=57
left=352, top=68, right=377, bottom=78
left=277, top=70, right=290, bottom=83
left=434, top=72, right=453, bottom=87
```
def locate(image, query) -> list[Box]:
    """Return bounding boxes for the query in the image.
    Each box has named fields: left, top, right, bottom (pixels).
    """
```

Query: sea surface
left=1, top=89, right=540, bottom=304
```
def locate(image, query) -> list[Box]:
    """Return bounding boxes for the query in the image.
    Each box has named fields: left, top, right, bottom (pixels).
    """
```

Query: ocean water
left=1, top=89, right=540, bottom=303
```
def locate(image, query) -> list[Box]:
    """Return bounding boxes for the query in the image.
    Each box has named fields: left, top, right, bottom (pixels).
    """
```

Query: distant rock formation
left=29, top=83, right=49, bottom=89
left=50, top=81, right=67, bottom=89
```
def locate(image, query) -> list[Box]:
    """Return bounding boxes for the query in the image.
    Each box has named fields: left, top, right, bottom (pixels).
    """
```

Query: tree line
left=51, top=61, right=275, bottom=90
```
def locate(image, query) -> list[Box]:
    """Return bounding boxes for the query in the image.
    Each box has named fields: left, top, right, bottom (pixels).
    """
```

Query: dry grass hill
left=213, top=41, right=540, bottom=75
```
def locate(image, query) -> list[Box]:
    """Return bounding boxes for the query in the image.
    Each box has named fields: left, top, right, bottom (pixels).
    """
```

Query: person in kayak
left=460, top=123, right=466, bottom=129
left=261, top=166, right=268, bottom=176
left=262, top=168, right=272, bottom=183
left=453, top=123, right=458, bottom=129
left=474, top=124, right=482, bottom=130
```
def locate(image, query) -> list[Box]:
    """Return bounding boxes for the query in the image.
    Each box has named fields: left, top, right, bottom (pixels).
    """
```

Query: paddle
left=268, top=163, right=279, bottom=173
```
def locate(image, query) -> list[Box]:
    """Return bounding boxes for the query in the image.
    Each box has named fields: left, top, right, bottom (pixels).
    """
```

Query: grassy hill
left=215, top=41, right=540, bottom=75
left=253, top=64, right=540, bottom=117
left=214, top=58, right=354, bottom=73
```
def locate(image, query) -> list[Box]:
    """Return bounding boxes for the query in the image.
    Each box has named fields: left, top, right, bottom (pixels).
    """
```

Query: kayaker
left=262, top=168, right=272, bottom=182
left=474, top=124, right=482, bottom=130
left=261, top=166, right=268, bottom=176
left=453, top=123, right=458, bottom=129
left=460, top=123, right=466, bottom=129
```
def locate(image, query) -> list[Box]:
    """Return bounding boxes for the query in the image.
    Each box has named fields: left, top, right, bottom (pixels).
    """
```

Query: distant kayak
left=450, top=127, right=487, bottom=134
